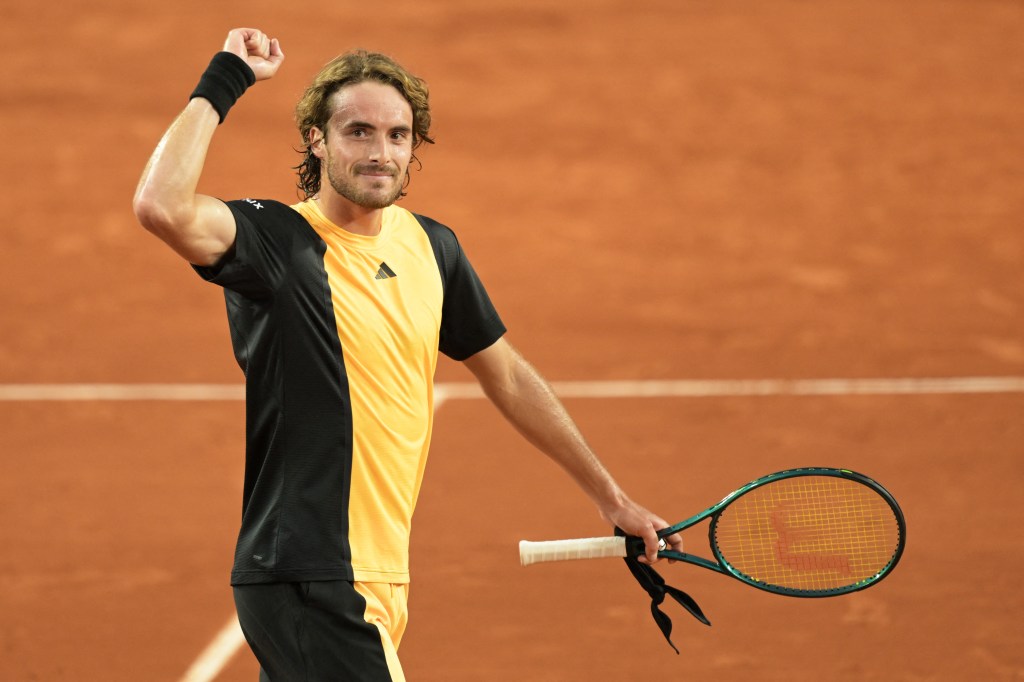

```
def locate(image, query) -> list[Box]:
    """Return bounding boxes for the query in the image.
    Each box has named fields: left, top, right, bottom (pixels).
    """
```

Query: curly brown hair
left=294, top=50, right=434, bottom=200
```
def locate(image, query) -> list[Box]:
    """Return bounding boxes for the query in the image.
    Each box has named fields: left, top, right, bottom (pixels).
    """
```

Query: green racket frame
left=643, top=467, right=907, bottom=597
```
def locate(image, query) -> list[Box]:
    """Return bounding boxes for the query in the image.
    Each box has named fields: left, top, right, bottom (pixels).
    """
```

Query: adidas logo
left=374, top=262, right=397, bottom=280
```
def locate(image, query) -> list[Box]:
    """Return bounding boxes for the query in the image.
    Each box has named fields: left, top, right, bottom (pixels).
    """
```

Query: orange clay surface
left=2, top=1, right=1023, bottom=680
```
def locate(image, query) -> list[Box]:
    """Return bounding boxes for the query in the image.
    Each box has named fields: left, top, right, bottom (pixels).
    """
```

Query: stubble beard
left=325, top=161, right=405, bottom=210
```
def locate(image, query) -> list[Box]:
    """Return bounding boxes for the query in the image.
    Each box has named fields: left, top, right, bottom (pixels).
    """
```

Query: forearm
left=465, top=339, right=680, bottom=561
left=133, top=98, right=219, bottom=236
left=132, top=30, right=282, bottom=265
left=483, top=356, right=626, bottom=510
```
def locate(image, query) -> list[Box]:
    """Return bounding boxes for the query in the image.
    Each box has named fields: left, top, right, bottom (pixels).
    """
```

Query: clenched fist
left=223, top=28, right=284, bottom=81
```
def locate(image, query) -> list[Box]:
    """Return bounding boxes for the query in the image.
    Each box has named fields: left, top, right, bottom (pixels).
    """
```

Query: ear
left=309, top=127, right=326, bottom=159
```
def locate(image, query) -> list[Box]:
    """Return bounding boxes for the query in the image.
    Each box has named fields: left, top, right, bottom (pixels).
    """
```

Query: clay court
left=2, top=1, right=1022, bottom=680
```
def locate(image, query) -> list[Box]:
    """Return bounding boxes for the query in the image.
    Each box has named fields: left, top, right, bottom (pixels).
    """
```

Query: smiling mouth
left=356, top=165, right=396, bottom=178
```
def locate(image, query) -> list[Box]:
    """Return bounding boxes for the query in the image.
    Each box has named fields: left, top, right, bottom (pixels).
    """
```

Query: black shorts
left=233, top=580, right=407, bottom=681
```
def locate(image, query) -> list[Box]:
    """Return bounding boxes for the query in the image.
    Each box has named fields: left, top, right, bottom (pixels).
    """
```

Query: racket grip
left=519, top=536, right=627, bottom=566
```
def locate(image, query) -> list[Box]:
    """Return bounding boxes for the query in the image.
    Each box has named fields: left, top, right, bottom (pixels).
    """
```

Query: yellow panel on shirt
left=293, top=199, right=442, bottom=584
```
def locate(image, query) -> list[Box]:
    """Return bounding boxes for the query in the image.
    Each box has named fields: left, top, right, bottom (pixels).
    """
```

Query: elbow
left=132, top=190, right=192, bottom=240
left=131, top=189, right=230, bottom=266
left=131, top=193, right=162, bottom=235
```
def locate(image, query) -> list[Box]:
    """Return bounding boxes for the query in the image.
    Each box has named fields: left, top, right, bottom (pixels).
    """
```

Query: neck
left=314, top=193, right=386, bottom=236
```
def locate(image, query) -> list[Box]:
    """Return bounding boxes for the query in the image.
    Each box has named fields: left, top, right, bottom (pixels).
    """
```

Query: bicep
left=171, top=195, right=238, bottom=266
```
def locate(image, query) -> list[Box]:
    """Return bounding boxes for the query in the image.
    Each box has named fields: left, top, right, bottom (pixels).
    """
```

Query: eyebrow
left=342, top=120, right=413, bottom=134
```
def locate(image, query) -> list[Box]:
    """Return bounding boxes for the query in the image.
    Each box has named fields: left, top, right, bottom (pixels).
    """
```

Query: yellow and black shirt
left=194, top=198, right=505, bottom=585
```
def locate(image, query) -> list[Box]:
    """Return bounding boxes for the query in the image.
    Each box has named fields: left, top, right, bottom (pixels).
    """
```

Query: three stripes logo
left=374, top=262, right=397, bottom=280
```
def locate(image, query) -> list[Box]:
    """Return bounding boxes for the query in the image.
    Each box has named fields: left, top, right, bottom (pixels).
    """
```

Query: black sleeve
left=191, top=199, right=297, bottom=298
left=414, top=214, right=507, bottom=361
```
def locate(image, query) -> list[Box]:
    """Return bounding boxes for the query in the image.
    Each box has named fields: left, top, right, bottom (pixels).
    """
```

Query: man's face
left=313, top=81, right=415, bottom=209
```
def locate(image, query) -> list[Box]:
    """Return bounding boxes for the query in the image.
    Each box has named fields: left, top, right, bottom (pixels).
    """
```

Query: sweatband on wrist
left=189, top=52, right=256, bottom=123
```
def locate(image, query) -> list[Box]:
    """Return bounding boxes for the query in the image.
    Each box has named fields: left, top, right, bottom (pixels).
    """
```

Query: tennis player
left=133, top=27, right=682, bottom=681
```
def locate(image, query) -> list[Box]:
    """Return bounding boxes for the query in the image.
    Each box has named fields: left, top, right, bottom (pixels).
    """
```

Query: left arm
left=462, top=337, right=681, bottom=563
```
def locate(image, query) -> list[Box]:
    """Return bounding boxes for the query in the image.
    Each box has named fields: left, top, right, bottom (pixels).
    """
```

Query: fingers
left=223, top=28, right=281, bottom=60
left=635, top=523, right=661, bottom=564
left=662, top=530, right=683, bottom=563
left=268, top=38, right=285, bottom=66
left=601, top=500, right=678, bottom=564
left=253, top=37, right=285, bottom=80
left=220, top=28, right=284, bottom=81
left=243, top=30, right=270, bottom=59
left=638, top=516, right=682, bottom=565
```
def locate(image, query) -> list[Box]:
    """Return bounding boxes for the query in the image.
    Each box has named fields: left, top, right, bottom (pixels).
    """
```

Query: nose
left=367, top=134, right=390, bottom=165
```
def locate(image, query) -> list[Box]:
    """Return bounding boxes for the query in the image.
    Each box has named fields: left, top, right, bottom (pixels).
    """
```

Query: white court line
left=436, top=376, right=1024, bottom=401
left=2, top=376, right=1023, bottom=401
left=178, top=615, right=247, bottom=682
left=0, top=383, right=246, bottom=401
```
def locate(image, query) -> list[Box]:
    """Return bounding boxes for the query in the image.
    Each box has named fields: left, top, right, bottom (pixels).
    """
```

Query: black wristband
left=189, top=52, right=256, bottom=123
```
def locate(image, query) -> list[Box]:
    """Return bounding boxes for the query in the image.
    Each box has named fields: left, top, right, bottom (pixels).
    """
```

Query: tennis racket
left=520, top=467, right=906, bottom=597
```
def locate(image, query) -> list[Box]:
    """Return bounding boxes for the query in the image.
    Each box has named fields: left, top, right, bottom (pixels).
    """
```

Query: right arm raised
left=132, top=29, right=284, bottom=266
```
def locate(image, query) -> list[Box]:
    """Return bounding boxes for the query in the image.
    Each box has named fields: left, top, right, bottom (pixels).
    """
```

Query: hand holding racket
left=597, top=502, right=683, bottom=566
left=520, top=468, right=906, bottom=649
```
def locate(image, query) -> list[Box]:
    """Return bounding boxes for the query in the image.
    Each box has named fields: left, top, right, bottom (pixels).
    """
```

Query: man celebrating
left=133, top=27, right=681, bottom=681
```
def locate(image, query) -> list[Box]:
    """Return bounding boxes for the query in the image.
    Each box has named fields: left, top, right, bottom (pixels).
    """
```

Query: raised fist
left=223, top=28, right=284, bottom=81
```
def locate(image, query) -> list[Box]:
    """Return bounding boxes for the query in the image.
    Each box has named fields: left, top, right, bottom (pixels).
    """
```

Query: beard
left=325, top=160, right=405, bottom=209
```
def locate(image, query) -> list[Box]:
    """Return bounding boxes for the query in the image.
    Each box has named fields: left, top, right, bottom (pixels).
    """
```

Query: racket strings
left=712, top=476, right=901, bottom=593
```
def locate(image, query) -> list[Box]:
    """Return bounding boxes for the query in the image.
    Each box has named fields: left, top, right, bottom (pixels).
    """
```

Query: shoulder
left=407, top=210, right=456, bottom=240
left=403, top=209, right=462, bottom=263
left=225, top=199, right=318, bottom=243
left=227, top=198, right=307, bottom=224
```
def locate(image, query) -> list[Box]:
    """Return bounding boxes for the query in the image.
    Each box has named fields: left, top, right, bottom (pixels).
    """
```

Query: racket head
left=707, top=468, right=906, bottom=597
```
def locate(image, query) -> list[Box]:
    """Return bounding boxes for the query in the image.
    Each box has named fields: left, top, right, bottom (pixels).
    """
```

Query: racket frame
left=652, top=467, right=906, bottom=597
